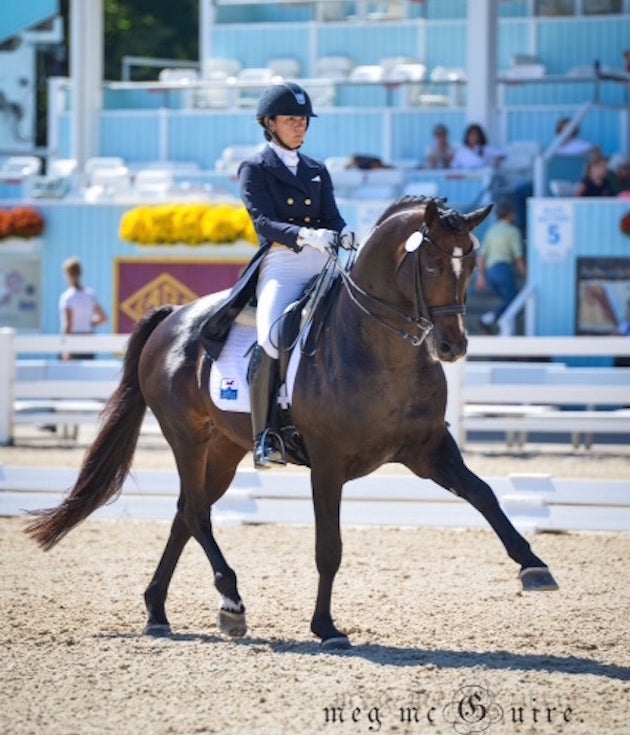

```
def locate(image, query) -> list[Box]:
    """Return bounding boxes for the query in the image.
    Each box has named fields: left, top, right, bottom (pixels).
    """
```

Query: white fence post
left=443, top=357, right=465, bottom=447
left=0, top=327, right=16, bottom=445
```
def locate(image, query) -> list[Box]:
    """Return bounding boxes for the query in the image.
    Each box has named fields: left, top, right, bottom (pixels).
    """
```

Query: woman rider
left=240, top=82, right=356, bottom=469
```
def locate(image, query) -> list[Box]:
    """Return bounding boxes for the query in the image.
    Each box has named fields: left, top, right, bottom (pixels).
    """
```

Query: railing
left=2, top=329, right=629, bottom=449
left=496, top=281, right=538, bottom=337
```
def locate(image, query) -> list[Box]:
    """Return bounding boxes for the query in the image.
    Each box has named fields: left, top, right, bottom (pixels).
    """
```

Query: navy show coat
left=240, top=146, right=346, bottom=251
left=201, top=145, right=346, bottom=358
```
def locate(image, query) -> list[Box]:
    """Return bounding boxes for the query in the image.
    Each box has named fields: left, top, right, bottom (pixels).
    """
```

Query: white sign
left=532, top=200, right=574, bottom=263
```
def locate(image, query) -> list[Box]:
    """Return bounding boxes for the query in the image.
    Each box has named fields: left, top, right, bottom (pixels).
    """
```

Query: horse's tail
left=24, top=306, right=176, bottom=550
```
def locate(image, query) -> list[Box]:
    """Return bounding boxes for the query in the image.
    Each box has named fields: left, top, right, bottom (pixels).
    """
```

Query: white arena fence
left=1, top=329, right=629, bottom=533
left=1, top=329, right=629, bottom=449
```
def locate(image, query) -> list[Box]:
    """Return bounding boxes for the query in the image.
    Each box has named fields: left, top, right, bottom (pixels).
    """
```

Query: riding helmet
left=256, top=82, right=317, bottom=120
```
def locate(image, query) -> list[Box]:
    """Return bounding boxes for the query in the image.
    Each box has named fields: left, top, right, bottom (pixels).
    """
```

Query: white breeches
left=256, top=245, right=329, bottom=359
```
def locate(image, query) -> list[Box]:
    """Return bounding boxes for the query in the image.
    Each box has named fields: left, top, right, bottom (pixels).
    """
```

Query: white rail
left=1, top=328, right=630, bottom=447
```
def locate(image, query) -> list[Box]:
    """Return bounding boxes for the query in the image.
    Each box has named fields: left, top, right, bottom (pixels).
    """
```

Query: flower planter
left=127, top=240, right=257, bottom=259
left=0, top=237, right=44, bottom=255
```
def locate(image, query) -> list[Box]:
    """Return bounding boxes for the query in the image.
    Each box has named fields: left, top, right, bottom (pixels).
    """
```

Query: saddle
left=203, top=269, right=342, bottom=468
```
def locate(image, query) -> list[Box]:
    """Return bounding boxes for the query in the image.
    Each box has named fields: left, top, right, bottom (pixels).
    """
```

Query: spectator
left=554, top=117, right=594, bottom=156
left=576, top=149, right=617, bottom=197
left=425, top=123, right=455, bottom=169
left=59, top=257, right=107, bottom=360
left=609, top=153, right=630, bottom=196
left=512, top=117, right=596, bottom=239
left=476, top=198, right=526, bottom=334
left=451, top=123, right=505, bottom=170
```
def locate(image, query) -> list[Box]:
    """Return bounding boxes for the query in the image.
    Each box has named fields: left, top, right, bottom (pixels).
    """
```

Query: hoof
left=144, top=622, right=172, bottom=637
left=520, top=566, right=559, bottom=591
left=218, top=608, right=247, bottom=637
left=320, top=635, right=352, bottom=651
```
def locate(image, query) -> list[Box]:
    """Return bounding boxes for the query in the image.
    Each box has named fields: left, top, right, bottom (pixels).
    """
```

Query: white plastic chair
left=49, top=158, right=78, bottom=178
left=324, top=156, right=352, bottom=172
left=134, top=169, right=174, bottom=198
left=195, top=71, right=235, bottom=109
left=1, top=156, right=42, bottom=176
left=85, top=166, right=132, bottom=201
left=202, top=58, right=242, bottom=79
left=158, top=68, right=199, bottom=84
left=501, top=64, right=546, bottom=80
left=364, top=168, right=405, bottom=187
left=84, top=157, right=125, bottom=186
left=267, top=57, right=301, bottom=80
left=402, top=181, right=440, bottom=198
left=549, top=179, right=580, bottom=197
left=351, top=184, right=398, bottom=201
left=349, top=65, right=384, bottom=83
left=236, top=68, right=277, bottom=107
left=329, top=168, right=364, bottom=197
left=380, top=56, right=417, bottom=76
left=215, top=145, right=263, bottom=175
left=314, top=56, right=354, bottom=79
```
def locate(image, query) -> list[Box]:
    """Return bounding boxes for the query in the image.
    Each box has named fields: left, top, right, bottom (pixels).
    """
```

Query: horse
left=25, top=196, right=558, bottom=649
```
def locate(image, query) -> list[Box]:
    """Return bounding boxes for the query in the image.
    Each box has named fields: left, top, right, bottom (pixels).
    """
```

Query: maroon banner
left=115, top=258, right=247, bottom=333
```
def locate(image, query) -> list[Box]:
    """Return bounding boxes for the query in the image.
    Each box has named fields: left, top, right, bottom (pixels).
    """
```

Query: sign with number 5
left=532, top=200, right=574, bottom=262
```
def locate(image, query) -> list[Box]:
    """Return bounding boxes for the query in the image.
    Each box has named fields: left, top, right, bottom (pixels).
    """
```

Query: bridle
left=334, top=222, right=476, bottom=348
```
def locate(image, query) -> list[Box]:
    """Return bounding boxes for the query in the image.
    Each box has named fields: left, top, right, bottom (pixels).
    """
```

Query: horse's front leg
left=409, top=431, right=558, bottom=592
left=310, top=462, right=351, bottom=649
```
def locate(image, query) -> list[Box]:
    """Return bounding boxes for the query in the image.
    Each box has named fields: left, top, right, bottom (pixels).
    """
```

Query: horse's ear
left=464, top=204, right=493, bottom=231
left=424, top=199, right=440, bottom=228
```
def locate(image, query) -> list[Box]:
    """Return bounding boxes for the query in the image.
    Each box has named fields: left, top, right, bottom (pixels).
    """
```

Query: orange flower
left=621, top=211, right=630, bottom=237
left=6, top=207, right=44, bottom=238
left=0, top=210, right=12, bottom=238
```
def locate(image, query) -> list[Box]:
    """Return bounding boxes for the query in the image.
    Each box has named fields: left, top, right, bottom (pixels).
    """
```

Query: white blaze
left=451, top=247, right=464, bottom=278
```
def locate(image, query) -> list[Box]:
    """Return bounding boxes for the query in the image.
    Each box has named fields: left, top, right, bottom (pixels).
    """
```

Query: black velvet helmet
left=256, top=82, right=317, bottom=120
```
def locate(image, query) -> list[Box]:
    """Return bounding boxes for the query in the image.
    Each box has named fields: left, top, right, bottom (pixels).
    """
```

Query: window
left=535, top=0, right=575, bottom=15
left=582, top=0, right=623, bottom=14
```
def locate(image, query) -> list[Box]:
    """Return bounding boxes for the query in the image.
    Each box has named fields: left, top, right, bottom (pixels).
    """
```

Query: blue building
left=0, top=0, right=629, bottom=338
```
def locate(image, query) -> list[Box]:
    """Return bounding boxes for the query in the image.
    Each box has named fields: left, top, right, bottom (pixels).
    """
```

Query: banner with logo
left=0, top=256, right=41, bottom=331
left=576, top=257, right=630, bottom=335
left=115, top=258, right=248, bottom=333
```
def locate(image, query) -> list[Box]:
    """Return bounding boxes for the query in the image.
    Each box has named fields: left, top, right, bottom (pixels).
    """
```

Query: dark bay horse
left=26, top=197, right=558, bottom=649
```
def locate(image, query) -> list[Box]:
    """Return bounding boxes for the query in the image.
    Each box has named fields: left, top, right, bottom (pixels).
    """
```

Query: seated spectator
left=512, top=119, right=597, bottom=239
left=609, top=153, right=630, bottom=195
left=425, top=123, right=455, bottom=169
left=576, top=149, right=617, bottom=197
left=451, top=123, right=505, bottom=170
left=554, top=117, right=594, bottom=156
left=347, top=154, right=391, bottom=170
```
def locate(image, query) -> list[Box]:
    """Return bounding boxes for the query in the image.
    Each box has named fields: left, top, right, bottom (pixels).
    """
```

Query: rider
left=240, top=81, right=356, bottom=469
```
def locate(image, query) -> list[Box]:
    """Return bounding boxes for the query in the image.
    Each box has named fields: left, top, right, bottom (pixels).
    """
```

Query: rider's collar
left=269, top=141, right=299, bottom=170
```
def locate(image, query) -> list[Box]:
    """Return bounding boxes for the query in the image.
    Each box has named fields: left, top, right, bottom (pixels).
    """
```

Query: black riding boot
left=248, top=345, right=284, bottom=469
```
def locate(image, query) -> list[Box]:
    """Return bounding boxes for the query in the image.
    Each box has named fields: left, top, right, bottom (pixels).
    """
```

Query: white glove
left=297, top=227, right=337, bottom=254
left=339, top=226, right=358, bottom=250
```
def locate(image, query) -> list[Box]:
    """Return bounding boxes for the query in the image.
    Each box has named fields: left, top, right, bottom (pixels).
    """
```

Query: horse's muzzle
left=435, top=331, right=468, bottom=362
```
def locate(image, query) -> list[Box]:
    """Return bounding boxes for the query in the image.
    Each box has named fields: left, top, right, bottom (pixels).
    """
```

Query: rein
left=334, top=223, right=475, bottom=348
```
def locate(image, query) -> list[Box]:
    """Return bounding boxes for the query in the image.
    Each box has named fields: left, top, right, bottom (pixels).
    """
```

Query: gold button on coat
left=305, top=198, right=312, bottom=205
left=304, top=216, right=311, bottom=223
left=287, top=197, right=294, bottom=205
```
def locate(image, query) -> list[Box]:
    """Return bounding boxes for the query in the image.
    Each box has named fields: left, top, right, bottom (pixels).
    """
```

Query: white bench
left=10, top=359, right=124, bottom=439
left=462, top=362, right=630, bottom=448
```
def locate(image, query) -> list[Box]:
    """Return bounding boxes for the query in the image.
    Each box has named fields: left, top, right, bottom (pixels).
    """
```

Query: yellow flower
left=120, top=203, right=257, bottom=245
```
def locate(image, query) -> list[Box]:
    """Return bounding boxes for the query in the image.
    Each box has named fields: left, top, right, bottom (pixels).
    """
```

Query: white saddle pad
left=209, top=317, right=305, bottom=414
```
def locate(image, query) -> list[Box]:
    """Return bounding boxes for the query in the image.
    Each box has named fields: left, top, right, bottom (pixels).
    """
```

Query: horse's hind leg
left=413, top=432, right=558, bottom=591
left=144, top=511, right=191, bottom=635
left=144, top=430, right=248, bottom=636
